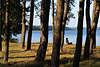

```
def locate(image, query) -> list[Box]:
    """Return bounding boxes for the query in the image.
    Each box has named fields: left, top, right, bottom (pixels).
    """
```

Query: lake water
left=14, top=28, right=100, bottom=46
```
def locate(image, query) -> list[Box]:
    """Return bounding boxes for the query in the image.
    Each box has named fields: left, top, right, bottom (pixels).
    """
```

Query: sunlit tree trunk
left=73, top=0, right=85, bottom=67
left=90, top=0, right=96, bottom=53
left=90, top=0, right=100, bottom=54
left=52, top=0, right=55, bottom=46
left=4, top=0, right=10, bottom=63
left=0, top=0, right=3, bottom=51
left=35, top=0, right=50, bottom=62
left=83, top=0, right=91, bottom=59
left=61, top=0, right=69, bottom=52
left=51, top=0, right=64, bottom=67
left=26, top=0, right=34, bottom=50
left=20, top=0, right=26, bottom=49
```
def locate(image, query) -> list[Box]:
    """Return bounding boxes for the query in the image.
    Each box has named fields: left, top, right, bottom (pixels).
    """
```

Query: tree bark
left=52, top=0, right=55, bottom=46
left=35, top=0, right=50, bottom=62
left=26, top=0, right=34, bottom=50
left=4, top=0, right=9, bottom=63
left=83, top=0, right=91, bottom=59
left=73, top=0, right=85, bottom=67
left=51, top=0, right=64, bottom=67
left=90, top=0, right=100, bottom=54
left=61, top=0, right=69, bottom=52
left=20, top=0, right=26, bottom=49
left=0, top=0, right=3, bottom=51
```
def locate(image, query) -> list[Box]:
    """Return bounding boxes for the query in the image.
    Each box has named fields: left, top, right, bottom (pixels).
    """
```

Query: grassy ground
left=0, top=42, right=100, bottom=67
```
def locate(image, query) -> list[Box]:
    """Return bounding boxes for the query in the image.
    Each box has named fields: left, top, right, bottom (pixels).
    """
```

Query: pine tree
left=20, top=0, right=26, bottom=48
left=61, top=0, right=70, bottom=52
left=73, top=0, right=85, bottom=67
left=83, top=0, right=91, bottom=59
left=35, top=0, right=50, bottom=62
left=26, top=0, right=34, bottom=50
left=51, top=0, right=64, bottom=67
left=90, top=0, right=100, bottom=54
left=4, top=0, right=10, bottom=63
left=0, top=0, right=3, bottom=51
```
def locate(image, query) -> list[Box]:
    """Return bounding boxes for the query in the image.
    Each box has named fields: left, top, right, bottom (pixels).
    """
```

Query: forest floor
left=0, top=42, right=100, bottom=67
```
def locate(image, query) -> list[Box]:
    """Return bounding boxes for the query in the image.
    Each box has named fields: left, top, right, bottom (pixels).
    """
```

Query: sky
left=26, top=0, right=100, bottom=28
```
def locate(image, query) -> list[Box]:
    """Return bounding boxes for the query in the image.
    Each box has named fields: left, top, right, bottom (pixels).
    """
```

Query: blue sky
left=26, top=0, right=100, bottom=28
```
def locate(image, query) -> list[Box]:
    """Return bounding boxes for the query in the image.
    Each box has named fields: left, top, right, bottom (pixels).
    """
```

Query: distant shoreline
left=26, top=26, right=100, bottom=31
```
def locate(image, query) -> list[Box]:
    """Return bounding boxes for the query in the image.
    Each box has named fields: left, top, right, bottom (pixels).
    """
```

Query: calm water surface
left=13, top=28, right=100, bottom=46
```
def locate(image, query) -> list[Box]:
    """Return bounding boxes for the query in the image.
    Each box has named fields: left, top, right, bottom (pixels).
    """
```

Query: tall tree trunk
left=4, top=0, right=9, bottom=63
left=20, top=0, right=26, bottom=49
left=52, top=0, right=55, bottom=46
left=35, top=0, right=50, bottom=62
left=51, top=0, right=64, bottom=67
left=61, top=0, right=69, bottom=52
left=26, top=0, right=34, bottom=50
left=90, top=0, right=100, bottom=54
left=90, top=0, right=96, bottom=52
left=73, top=0, right=85, bottom=67
left=0, top=0, right=3, bottom=51
left=83, top=0, right=91, bottom=59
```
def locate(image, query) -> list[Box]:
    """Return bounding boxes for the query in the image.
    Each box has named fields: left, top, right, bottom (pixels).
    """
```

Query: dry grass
left=0, top=42, right=75, bottom=63
left=0, top=42, right=100, bottom=67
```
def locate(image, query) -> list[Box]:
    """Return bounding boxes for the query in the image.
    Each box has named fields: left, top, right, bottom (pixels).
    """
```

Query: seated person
left=66, top=38, right=72, bottom=44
